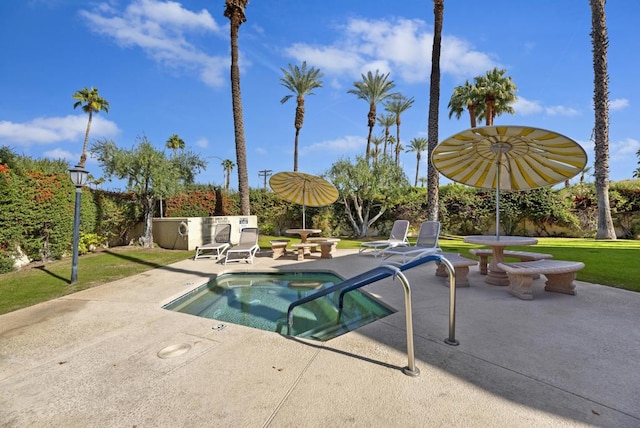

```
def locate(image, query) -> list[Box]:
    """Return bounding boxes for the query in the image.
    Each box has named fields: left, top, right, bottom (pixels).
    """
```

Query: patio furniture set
left=193, top=220, right=584, bottom=301
left=359, top=220, right=584, bottom=300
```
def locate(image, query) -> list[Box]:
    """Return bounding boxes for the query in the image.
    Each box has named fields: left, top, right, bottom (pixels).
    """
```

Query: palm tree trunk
left=590, top=0, right=616, bottom=239
left=427, top=0, right=444, bottom=221
left=366, top=106, right=376, bottom=159
left=468, top=104, right=477, bottom=128
left=227, top=2, right=250, bottom=215
left=79, top=110, right=93, bottom=167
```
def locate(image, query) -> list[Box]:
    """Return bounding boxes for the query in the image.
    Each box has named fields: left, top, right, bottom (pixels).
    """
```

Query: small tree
left=90, top=136, right=205, bottom=248
left=326, top=155, right=410, bottom=237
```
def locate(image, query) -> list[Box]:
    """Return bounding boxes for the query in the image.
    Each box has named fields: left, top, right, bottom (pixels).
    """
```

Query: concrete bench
left=497, top=259, right=585, bottom=300
left=292, top=239, right=340, bottom=260
left=469, top=248, right=553, bottom=278
left=291, top=243, right=315, bottom=261
left=270, top=240, right=290, bottom=259
left=435, top=252, right=478, bottom=288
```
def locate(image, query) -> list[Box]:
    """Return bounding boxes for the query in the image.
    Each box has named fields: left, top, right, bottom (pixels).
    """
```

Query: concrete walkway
left=1, top=249, right=639, bottom=427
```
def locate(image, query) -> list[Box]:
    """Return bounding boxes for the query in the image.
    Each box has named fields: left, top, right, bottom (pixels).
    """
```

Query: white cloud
left=545, top=105, right=580, bottom=116
left=0, top=115, right=119, bottom=146
left=80, top=0, right=228, bottom=88
left=513, top=97, right=543, bottom=115
left=610, top=137, right=640, bottom=161
left=194, top=137, right=209, bottom=149
left=610, top=98, right=629, bottom=111
left=299, top=135, right=366, bottom=155
left=283, top=17, right=496, bottom=83
left=42, top=148, right=77, bottom=161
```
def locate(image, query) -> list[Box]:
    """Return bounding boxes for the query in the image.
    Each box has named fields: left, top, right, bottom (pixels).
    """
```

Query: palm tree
left=406, top=137, right=428, bottom=186
left=590, top=0, right=616, bottom=239
left=280, top=61, right=323, bottom=172
left=427, top=0, right=444, bottom=222
left=376, top=113, right=395, bottom=156
left=474, top=67, right=517, bottom=126
left=384, top=94, right=415, bottom=165
left=370, top=135, right=384, bottom=164
left=348, top=70, right=396, bottom=159
left=72, top=87, right=109, bottom=168
left=224, top=0, right=250, bottom=215
left=447, top=80, right=480, bottom=128
left=165, top=134, right=185, bottom=157
left=222, top=159, right=235, bottom=191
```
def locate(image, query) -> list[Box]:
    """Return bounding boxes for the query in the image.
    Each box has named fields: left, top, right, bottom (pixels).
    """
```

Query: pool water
left=163, top=271, right=395, bottom=341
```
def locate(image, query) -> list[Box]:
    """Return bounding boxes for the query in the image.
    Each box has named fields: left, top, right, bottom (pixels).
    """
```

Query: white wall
left=152, top=216, right=258, bottom=251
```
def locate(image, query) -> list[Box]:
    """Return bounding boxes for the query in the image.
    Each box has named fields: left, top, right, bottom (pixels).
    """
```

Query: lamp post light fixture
left=69, top=164, right=89, bottom=284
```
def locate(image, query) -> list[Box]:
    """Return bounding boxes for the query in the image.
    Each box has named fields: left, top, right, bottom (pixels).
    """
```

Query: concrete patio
left=1, top=248, right=639, bottom=427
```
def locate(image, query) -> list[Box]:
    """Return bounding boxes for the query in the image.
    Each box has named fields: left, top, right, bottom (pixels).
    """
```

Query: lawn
left=1, top=236, right=638, bottom=315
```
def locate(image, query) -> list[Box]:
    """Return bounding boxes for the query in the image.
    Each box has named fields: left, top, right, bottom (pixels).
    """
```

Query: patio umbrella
left=432, top=125, right=587, bottom=239
left=269, top=171, right=339, bottom=229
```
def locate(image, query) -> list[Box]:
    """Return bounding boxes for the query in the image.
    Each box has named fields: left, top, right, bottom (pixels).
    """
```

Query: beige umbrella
left=269, top=171, right=339, bottom=229
left=432, top=125, right=587, bottom=238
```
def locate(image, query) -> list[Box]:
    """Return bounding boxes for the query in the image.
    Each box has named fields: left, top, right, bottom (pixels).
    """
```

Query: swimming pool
left=163, top=271, right=396, bottom=341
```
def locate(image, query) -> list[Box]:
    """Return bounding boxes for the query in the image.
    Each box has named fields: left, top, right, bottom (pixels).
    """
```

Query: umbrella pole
left=303, top=204, right=306, bottom=229
left=496, top=159, right=501, bottom=240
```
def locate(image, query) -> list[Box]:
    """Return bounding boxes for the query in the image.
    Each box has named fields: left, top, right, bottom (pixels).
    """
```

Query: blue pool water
left=163, top=271, right=395, bottom=341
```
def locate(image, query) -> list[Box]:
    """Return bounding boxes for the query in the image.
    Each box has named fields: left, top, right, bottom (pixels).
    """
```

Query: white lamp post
left=69, top=165, right=89, bottom=284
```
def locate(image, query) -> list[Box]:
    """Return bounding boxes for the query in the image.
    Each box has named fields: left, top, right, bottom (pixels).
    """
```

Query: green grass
left=0, top=247, right=192, bottom=315
left=262, top=234, right=640, bottom=292
left=1, top=236, right=638, bottom=316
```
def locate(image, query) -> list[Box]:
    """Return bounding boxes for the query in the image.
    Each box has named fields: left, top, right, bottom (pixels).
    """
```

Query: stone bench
left=270, top=240, right=290, bottom=259
left=469, top=248, right=553, bottom=278
left=291, top=243, right=315, bottom=260
left=497, top=259, right=585, bottom=300
left=435, top=252, right=478, bottom=288
left=291, top=239, right=340, bottom=260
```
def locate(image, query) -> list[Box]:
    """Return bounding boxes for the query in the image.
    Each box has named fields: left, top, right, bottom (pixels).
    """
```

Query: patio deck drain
left=157, top=343, right=192, bottom=359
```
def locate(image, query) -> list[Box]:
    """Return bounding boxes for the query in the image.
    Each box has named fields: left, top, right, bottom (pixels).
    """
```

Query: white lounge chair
left=194, top=223, right=232, bottom=260
left=359, top=220, right=410, bottom=257
left=379, top=221, right=441, bottom=263
left=224, top=227, right=260, bottom=264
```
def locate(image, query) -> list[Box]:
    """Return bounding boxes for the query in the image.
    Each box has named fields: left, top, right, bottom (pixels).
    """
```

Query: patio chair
left=224, top=227, right=260, bottom=265
left=358, top=219, right=410, bottom=257
left=194, top=223, right=232, bottom=260
left=379, top=221, right=442, bottom=263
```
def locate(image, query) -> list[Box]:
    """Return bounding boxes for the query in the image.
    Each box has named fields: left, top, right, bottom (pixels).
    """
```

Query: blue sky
left=1, top=0, right=639, bottom=190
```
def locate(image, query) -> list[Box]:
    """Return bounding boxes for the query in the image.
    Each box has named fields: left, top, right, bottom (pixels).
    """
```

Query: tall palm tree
left=447, top=80, right=480, bottom=128
left=348, top=70, right=396, bottom=159
left=384, top=94, right=415, bottom=165
left=222, top=159, right=235, bottom=191
left=224, top=0, right=250, bottom=215
left=72, top=87, right=109, bottom=168
left=427, top=0, right=444, bottom=221
left=280, top=61, right=324, bottom=172
left=590, top=0, right=616, bottom=239
left=376, top=113, right=395, bottom=156
left=474, top=67, right=517, bottom=126
left=165, top=134, right=185, bottom=157
left=406, top=137, right=428, bottom=186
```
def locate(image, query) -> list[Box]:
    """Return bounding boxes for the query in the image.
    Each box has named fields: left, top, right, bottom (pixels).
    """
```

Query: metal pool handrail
left=285, top=253, right=458, bottom=377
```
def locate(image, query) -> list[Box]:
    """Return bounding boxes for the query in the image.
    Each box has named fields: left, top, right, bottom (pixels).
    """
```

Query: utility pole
left=258, top=169, right=273, bottom=189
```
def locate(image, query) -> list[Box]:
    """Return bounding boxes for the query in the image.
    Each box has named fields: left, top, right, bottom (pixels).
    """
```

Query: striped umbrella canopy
left=269, top=171, right=339, bottom=229
left=432, top=125, right=587, bottom=238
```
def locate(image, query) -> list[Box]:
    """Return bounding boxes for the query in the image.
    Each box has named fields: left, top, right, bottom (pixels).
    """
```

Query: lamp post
left=69, top=165, right=89, bottom=284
